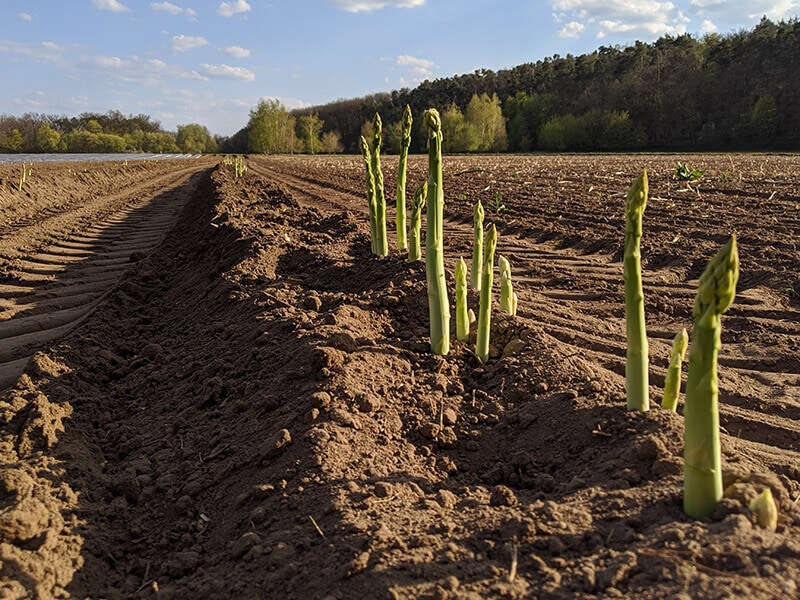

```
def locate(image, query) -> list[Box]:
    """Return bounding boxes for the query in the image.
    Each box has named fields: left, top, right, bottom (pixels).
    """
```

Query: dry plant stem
left=424, top=109, right=450, bottom=355
left=455, top=257, right=469, bottom=341
left=396, top=104, right=412, bottom=251
left=476, top=224, right=497, bottom=363
left=471, top=200, right=485, bottom=290
left=371, top=113, right=388, bottom=256
left=662, top=327, right=688, bottom=411
left=359, top=135, right=378, bottom=254
left=624, top=170, right=650, bottom=411
left=408, top=181, right=427, bottom=262
left=683, top=235, right=739, bottom=520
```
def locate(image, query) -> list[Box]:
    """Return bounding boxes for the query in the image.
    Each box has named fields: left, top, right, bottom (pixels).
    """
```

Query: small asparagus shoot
left=476, top=224, right=498, bottom=363
left=499, top=255, right=518, bottom=316
left=662, top=328, right=689, bottom=412
left=471, top=200, right=485, bottom=290
left=683, top=235, right=739, bottom=520
left=624, top=170, right=650, bottom=411
left=455, top=257, right=469, bottom=341
left=408, top=181, right=427, bottom=262
left=396, top=104, right=413, bottom=251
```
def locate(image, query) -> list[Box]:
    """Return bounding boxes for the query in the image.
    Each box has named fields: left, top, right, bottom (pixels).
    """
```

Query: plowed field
left=0, top=154, right=798, bottom=599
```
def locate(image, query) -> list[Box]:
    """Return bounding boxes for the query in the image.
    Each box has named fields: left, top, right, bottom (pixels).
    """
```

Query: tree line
left=0, top=110, right=218, bottom=154
left=226, top=16, right=799, bottom=154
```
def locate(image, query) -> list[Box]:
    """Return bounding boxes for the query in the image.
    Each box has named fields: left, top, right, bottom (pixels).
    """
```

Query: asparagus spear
left=471, top=200, right=485, bottom=290
left=683, top=235, right=739, bottom=520
left=476, top=224, right=498, bottom=363
left=662, top=328, right=689, bottom=412
left=624, top=170, right=650, bottom=411
left=455, top=257, right=469, bottom=341
left=359, top=135, right=377, bottom=254
left=396, top=104, right=413, bottom=251
left=424, top=109, right=450, bottom=355
left=408, top=181, right=427, bottom=262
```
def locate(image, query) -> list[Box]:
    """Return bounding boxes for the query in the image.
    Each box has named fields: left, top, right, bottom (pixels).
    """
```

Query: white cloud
left=172, top=35, right=209, bottom=51
left=559, top=21, right=586, bottom=37
left=198, top=63, right=255, bottom=81
left=698, top=18, right=717, bottom=33
left=0, top=40, right=65, bottom=64
left=17, top=12, right=33, bottom=21
left=151, top=2, right=197, bottom=18
left=77, top=54, right=204, bottom=85
left=216, top=0, right=251, bottom=17
left=395, top=54, right=435, bottom=86
left=92, top=0, right=130, bottom=13
left=689, top=0, right=800, bottom=22
left=223, top=46, right=251, bottom=58
left=330, top=0, right=425, bottom=12
left=551, top=0, right=689, bottom=41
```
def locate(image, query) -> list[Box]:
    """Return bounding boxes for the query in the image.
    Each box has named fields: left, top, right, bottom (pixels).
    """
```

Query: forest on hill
left=225, top=16, right=799, bottom=155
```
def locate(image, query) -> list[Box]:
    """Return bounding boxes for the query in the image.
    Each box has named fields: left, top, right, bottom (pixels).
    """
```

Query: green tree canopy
left=177, top=123, right=217, bottom=153
left=248, top=99, right=297, bottom=154
left=297, top=113, right=324, bottom=154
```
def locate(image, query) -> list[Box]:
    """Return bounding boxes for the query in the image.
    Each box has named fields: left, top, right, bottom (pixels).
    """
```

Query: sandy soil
left=0, top=154, right=798, bottom=599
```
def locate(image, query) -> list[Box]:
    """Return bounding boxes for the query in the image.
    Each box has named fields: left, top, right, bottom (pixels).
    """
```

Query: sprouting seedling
left=662, top=328, right=688, bottom=412
left=683, top=235, right=739, bottom=521
left=491, top=190, right=506, bottom=213
left=624, top=170, right=650, bottom=412
left=675, top=162, right=704, bottom=181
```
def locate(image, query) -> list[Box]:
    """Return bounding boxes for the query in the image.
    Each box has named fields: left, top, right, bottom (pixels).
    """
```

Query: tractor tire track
left=0, top=161, right=212, bottom=389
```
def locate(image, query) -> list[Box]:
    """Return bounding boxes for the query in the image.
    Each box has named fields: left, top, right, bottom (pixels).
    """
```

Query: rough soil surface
left=0, top=154, right=799, bottom=599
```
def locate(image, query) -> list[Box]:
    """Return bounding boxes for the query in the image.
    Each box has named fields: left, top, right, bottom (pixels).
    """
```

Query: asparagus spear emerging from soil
left=396, top=104, right=413, bottom=251
left=662, top=328, right=689, bottom=412
left=683, top=235, right=739, bottom=520
left=749, top=488, right=778, bottom=531
left=499, top=255, right=518, bottom=316
left=371, top=113, right=388, bottom=256
left=455, top=257, right=469, bottom=341
left=476, top=224, right=498, bottom=363
left=408, top=181, right=427, bottom=262
left=359, top=135, right=378, bottom=254
left=624, top=170, right=650, bottom=411
left=424, top=109, right=450, bottom=355
left=472, top=200, right=485, bottom=290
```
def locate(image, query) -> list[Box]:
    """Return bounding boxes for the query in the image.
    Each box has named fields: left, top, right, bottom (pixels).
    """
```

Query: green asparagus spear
left=683, top=235, right=739, bottom=520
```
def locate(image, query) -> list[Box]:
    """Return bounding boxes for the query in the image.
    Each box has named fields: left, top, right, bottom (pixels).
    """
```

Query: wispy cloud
left=198, top=63, right=255, bottom=81
left=223, top=46, right=251, bottom=58
left=0, top=40, right=65, bottom=64
left=395, top=54, right=435, bottom=86
left=329, top=0, right=425, bottom=12
left=172, top=35, right=208, bottom=52
left=551, top=0, right=689, bottom=40
left=216, top=0, right=251, bottom=17
left=150, top=2, right=197, bottom=18
left=92, top=0, right=130, bottom=13
left=77, top=54, right=204, bottom=85
left=17, top=12, right=33, bottom=21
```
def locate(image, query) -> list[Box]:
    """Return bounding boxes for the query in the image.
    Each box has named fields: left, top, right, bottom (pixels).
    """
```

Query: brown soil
left=0, top=154, right=798, bottom=599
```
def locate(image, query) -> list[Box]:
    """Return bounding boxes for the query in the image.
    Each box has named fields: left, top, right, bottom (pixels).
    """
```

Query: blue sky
left=2, top=0, right=798, bottom=137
